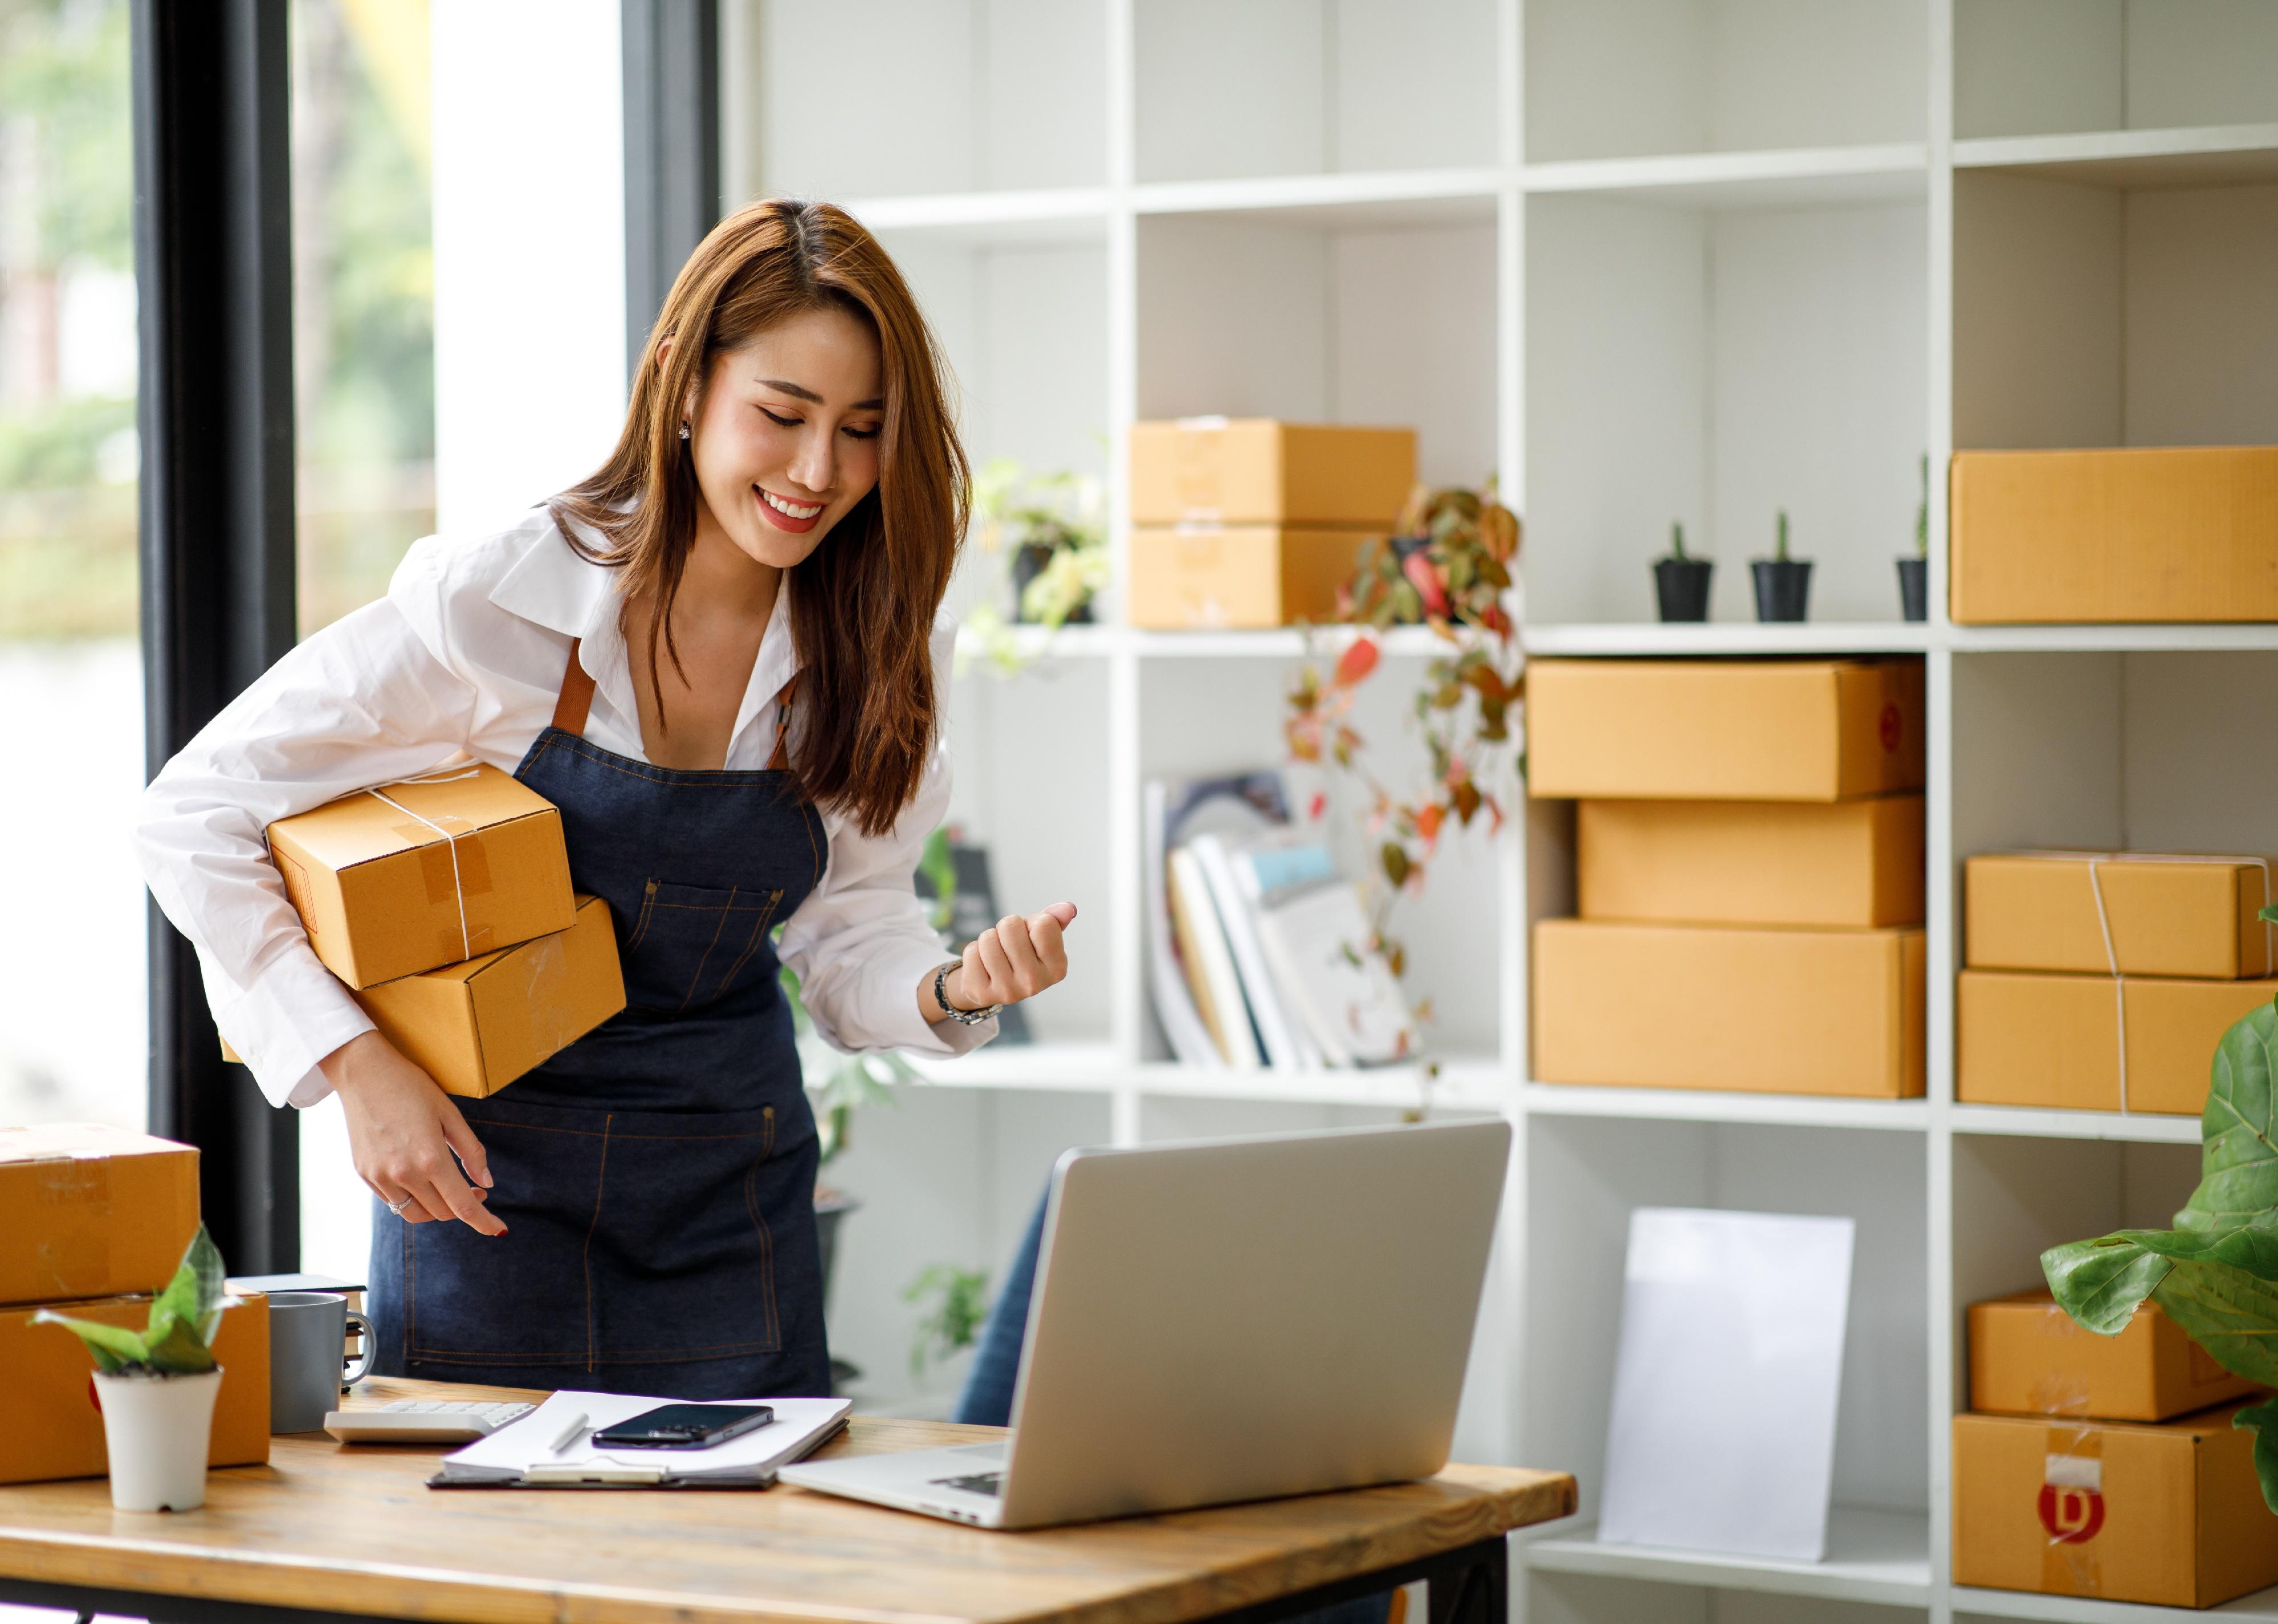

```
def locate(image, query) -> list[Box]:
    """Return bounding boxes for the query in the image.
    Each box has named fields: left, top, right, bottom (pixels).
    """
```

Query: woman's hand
left=320, top=1031, right=506, bottom=1235
left=924, top=901, right=1077, bottom=1021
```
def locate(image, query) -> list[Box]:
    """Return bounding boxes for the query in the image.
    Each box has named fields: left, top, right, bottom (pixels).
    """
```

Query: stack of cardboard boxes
left=1127, top=419, right=1415, bottom=629
left=0, top=1124, right=271, bottom=1485
left=252, top=763, right=625, bottom=1097
left=1958, top=853, right=2278, bottom=1114
left=1528, top=659, right=1929, bottom=1098
left=1955, top=1292, right=2278, bottom=1607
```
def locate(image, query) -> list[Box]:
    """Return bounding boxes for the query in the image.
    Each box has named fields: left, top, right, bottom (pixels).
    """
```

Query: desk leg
left=1205, top=1535, right=1507, bottom=1624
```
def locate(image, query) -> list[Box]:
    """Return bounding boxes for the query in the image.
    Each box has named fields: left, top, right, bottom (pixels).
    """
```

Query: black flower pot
left=1897, top=556, right=1928, bottom=622
left=1010, top=542, right=1094, bottom=624
left=1751, top=558, right=1813, bottom=622
left=1653, top=557, right=1713, bottom=622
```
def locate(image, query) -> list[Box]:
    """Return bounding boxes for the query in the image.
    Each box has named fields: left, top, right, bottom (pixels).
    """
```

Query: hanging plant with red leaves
left=1285, top=480, right=1524, bottom=989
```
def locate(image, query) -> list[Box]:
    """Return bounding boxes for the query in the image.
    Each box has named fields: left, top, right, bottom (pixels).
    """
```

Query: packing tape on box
left=2008, top=851, right=2275, bottom=1113
left=2041, top=1425, right=2105, bottom=1595
left=364, top=766, right=486, bottom=963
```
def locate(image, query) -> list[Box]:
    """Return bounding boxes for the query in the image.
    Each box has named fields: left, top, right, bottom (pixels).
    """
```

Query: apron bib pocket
left=625, top=879, right=783, bottom=1013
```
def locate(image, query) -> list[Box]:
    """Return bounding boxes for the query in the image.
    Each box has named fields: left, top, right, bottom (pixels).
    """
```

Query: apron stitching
left=407, top=1341, right=781, bottom=1363
left=713, top=889, right=783, bottom=1005
left=555, top=736, right=797, bottom=788
left=626, top=879, right=658, bottom=952
left=584, top=1115, right=613, bottom=1375
left=751, top=1106, right=780, bottom=1350
left=400, top=1206, right=414, bottom=1369
left=675, top=886, right=740, bottom=1013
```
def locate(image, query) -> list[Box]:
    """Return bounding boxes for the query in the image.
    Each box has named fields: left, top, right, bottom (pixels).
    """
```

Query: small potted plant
left=1897, top=455, right=1929, bottom=622
left=1752, top=508, right=1812, bottom=622
left=36, top=1225, right=237, bottom=1512
left=973, top=459, right=1106, bottom=626
left=1653, top=521, right=1711, bottom=622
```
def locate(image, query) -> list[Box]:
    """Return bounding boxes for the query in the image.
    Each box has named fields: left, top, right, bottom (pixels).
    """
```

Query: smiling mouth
left=756, top=487, right=825, bottom=532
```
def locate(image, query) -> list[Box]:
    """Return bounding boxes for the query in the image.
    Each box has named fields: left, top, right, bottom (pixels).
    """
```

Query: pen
left=547, top=1411, right=590, bottom=1455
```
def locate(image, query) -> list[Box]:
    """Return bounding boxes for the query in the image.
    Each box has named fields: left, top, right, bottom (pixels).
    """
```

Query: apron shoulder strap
left=768, top=674, right=801, bottom=773
left=552, top=638, right=597, bottom=737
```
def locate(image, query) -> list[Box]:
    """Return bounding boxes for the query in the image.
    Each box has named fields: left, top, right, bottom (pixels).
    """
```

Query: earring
left=678, top=422, right=690, bottom=440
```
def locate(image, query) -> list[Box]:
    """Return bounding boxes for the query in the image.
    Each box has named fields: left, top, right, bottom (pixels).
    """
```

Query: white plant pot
left=92, top=1367, right=222, bottom=1512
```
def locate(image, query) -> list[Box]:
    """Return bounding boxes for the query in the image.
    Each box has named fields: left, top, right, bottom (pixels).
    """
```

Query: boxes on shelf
left=0, top=1291, right=270, bottom=1483
left=0, top=1125, right=200, bottom=1309
left=267, top=761, right=577, bottom=989
left=1957, top=968, right=2278, bottom=1115
left=1532, top=920, right=1925, bottom=1098
left=1526, top=659, right=1925, bottom=802
left=351, top=893, right=625, bottom=1098
left=1126, top=524, right=1379, bottom=630
left=1952, top=1402, right=2278, bottom=1608
left=1966, top=852, right=2277, bottom=980
left=1128, top=419, right=1415, bottom=527
left=1578, top=796, right=1925, bottom=929
left=1969, top=1292, right=2258, bottom=1422
left=1949, top=446, right=2278, bottom=625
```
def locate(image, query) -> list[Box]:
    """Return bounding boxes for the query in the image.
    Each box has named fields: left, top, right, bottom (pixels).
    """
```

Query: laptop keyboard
left=930, top=1471, right=1004, bottom=1496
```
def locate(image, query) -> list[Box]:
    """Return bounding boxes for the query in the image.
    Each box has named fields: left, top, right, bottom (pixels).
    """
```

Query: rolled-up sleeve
left=135, top=579, right=481, bottom=1109
left=776, top=630, right=996, bottom=1059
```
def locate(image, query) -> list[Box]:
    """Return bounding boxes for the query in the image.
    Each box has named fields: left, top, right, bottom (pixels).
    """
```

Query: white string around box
left=364, top=766, right=486, bottom=963
left=2006, top=850, right=2275, bottom=1113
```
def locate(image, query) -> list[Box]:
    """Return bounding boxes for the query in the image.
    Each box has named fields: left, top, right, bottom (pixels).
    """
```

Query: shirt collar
left=490, top=507, right=805, bottom=757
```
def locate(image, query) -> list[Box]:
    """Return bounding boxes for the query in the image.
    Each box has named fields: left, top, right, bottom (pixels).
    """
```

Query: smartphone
left=590, top=1403, right=775, bottom=1450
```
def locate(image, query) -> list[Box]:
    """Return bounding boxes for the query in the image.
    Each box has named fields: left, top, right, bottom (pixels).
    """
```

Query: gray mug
left=267, top=1291, right=374, bottom=1433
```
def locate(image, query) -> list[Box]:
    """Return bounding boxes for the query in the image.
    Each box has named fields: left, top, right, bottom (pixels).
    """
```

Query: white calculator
left=324, top=1399, right=534, bottom=1443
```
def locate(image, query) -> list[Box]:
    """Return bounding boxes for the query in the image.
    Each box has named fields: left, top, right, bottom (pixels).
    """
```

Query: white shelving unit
left=724, top=5, right=2278, bottom=1621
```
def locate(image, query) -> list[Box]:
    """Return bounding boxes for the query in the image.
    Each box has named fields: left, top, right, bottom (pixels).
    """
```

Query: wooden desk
left=0, top=1378, right=1574, bottom=1624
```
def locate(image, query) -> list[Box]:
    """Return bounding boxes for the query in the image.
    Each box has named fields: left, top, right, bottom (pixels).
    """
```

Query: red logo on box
left=1878, top=703, right=1902, bottom=753
left=2038, top=1482, right=2105, bottom=1544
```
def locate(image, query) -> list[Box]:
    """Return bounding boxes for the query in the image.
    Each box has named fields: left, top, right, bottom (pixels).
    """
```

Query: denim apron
left=368, top=635, right=834, bottom=1399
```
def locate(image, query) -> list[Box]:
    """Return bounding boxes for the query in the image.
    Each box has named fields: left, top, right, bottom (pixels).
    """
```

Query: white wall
left=430, top=0, right=627, bottom=537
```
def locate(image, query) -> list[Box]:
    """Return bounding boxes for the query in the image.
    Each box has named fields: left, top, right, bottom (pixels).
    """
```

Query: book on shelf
left=1144, top=772, right=1412, bottom=1071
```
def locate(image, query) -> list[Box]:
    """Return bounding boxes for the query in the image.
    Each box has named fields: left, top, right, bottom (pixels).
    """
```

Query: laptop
left=778, top=1119, right=1509, bottom=1529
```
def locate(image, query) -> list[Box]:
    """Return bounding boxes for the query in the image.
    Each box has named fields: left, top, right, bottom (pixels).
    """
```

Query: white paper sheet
left=439, top=1390, right=851, bottom=1486
left=1598, top=1207, right=1855, bottom=1561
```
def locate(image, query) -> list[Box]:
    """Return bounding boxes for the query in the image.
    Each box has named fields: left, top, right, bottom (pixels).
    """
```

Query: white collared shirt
left=135, top=507, right=993, bottom=1111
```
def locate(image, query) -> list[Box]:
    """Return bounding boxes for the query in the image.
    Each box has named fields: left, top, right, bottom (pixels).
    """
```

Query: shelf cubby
left=1955, top=0, right=2278, bottom=142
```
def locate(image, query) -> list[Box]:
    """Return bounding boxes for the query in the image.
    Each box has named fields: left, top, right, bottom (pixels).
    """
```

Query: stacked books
left=1144, top=772, right=1415, bottom=1072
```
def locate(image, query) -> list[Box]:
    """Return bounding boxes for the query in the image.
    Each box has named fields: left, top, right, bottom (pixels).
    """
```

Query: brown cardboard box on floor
left=1950, top=446, right=2278, bottom=624
left=0, top=1125, right=200, bottom=1309
left=1966, top=852, right=2278, bottom=979
left=1969, top=1292, right=2257, bottom=1422
left=1579, top=796, right=1925, bottom=928
left=1532, top=919, right=1925, bottom=1097
left=1127, top=525, right=1378, bottom=629
left=353, top=893, right=625, bottom=1098
left=1957, top=968, right=2278, bottom=1114
left=0, top=1292, right=270, bottom=1483
left=267, top=761, right=577, bottom=989
left=1128, top=419, right=1415, bottom=527
left=1952, top=1403, right=2278, bottom=1608
left=1526, top=659, right=1925, bottom=802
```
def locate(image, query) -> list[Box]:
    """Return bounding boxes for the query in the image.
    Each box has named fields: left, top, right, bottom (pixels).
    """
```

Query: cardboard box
left=0, top=1292, right=270, bottom=1483
left=268, top=761, right=576, bottom=989
left=1966, top=853, right=2277, bottom=979
left=1532, top=920, right=1925, bottom=1097
left=1579, top=796, right=1924, bottom=928
left=1128, top=419, right=1415, bottom=527
left=0, top=1125, right=200, bottom=1309
left=353, top=893, right=625, bottom=1097
left=1957, top=968, right=2278, bottom=1114
left=1526, top=659, right=1925, bottom=802
left=1127, top=525, right=1376, bottom=629
left=1970, top=1292, right=2257, bottom=1422
left=1950, top=446, right=2278, bottom=625
left=1952, top=1403, right=2278, bottom=1607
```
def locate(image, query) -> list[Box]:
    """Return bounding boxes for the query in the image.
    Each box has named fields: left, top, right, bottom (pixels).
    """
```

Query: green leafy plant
left=904, top=1263, right=992, bottom=1378
left=961, top=459, right=1109, bottom=674
left=1773, top=508, right=1792, bottom=563
left=2043, top=982, right=2278, bottom=1512
left=1668, top=521, right=1690, bottom=562
left=1914, top=455, right=1929, bottom=559
left=36, top=1225, right=231, bottom=1376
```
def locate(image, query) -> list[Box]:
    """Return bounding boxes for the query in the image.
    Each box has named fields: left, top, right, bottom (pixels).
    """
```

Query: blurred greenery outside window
left=292, top=0, right=434, bottom=637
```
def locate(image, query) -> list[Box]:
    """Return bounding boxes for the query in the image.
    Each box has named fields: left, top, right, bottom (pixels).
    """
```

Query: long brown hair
left=554, top=198, right=968, bottom=837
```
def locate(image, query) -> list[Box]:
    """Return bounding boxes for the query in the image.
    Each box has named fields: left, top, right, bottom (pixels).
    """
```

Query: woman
left=136, top=199, right=1073, bottom=1399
